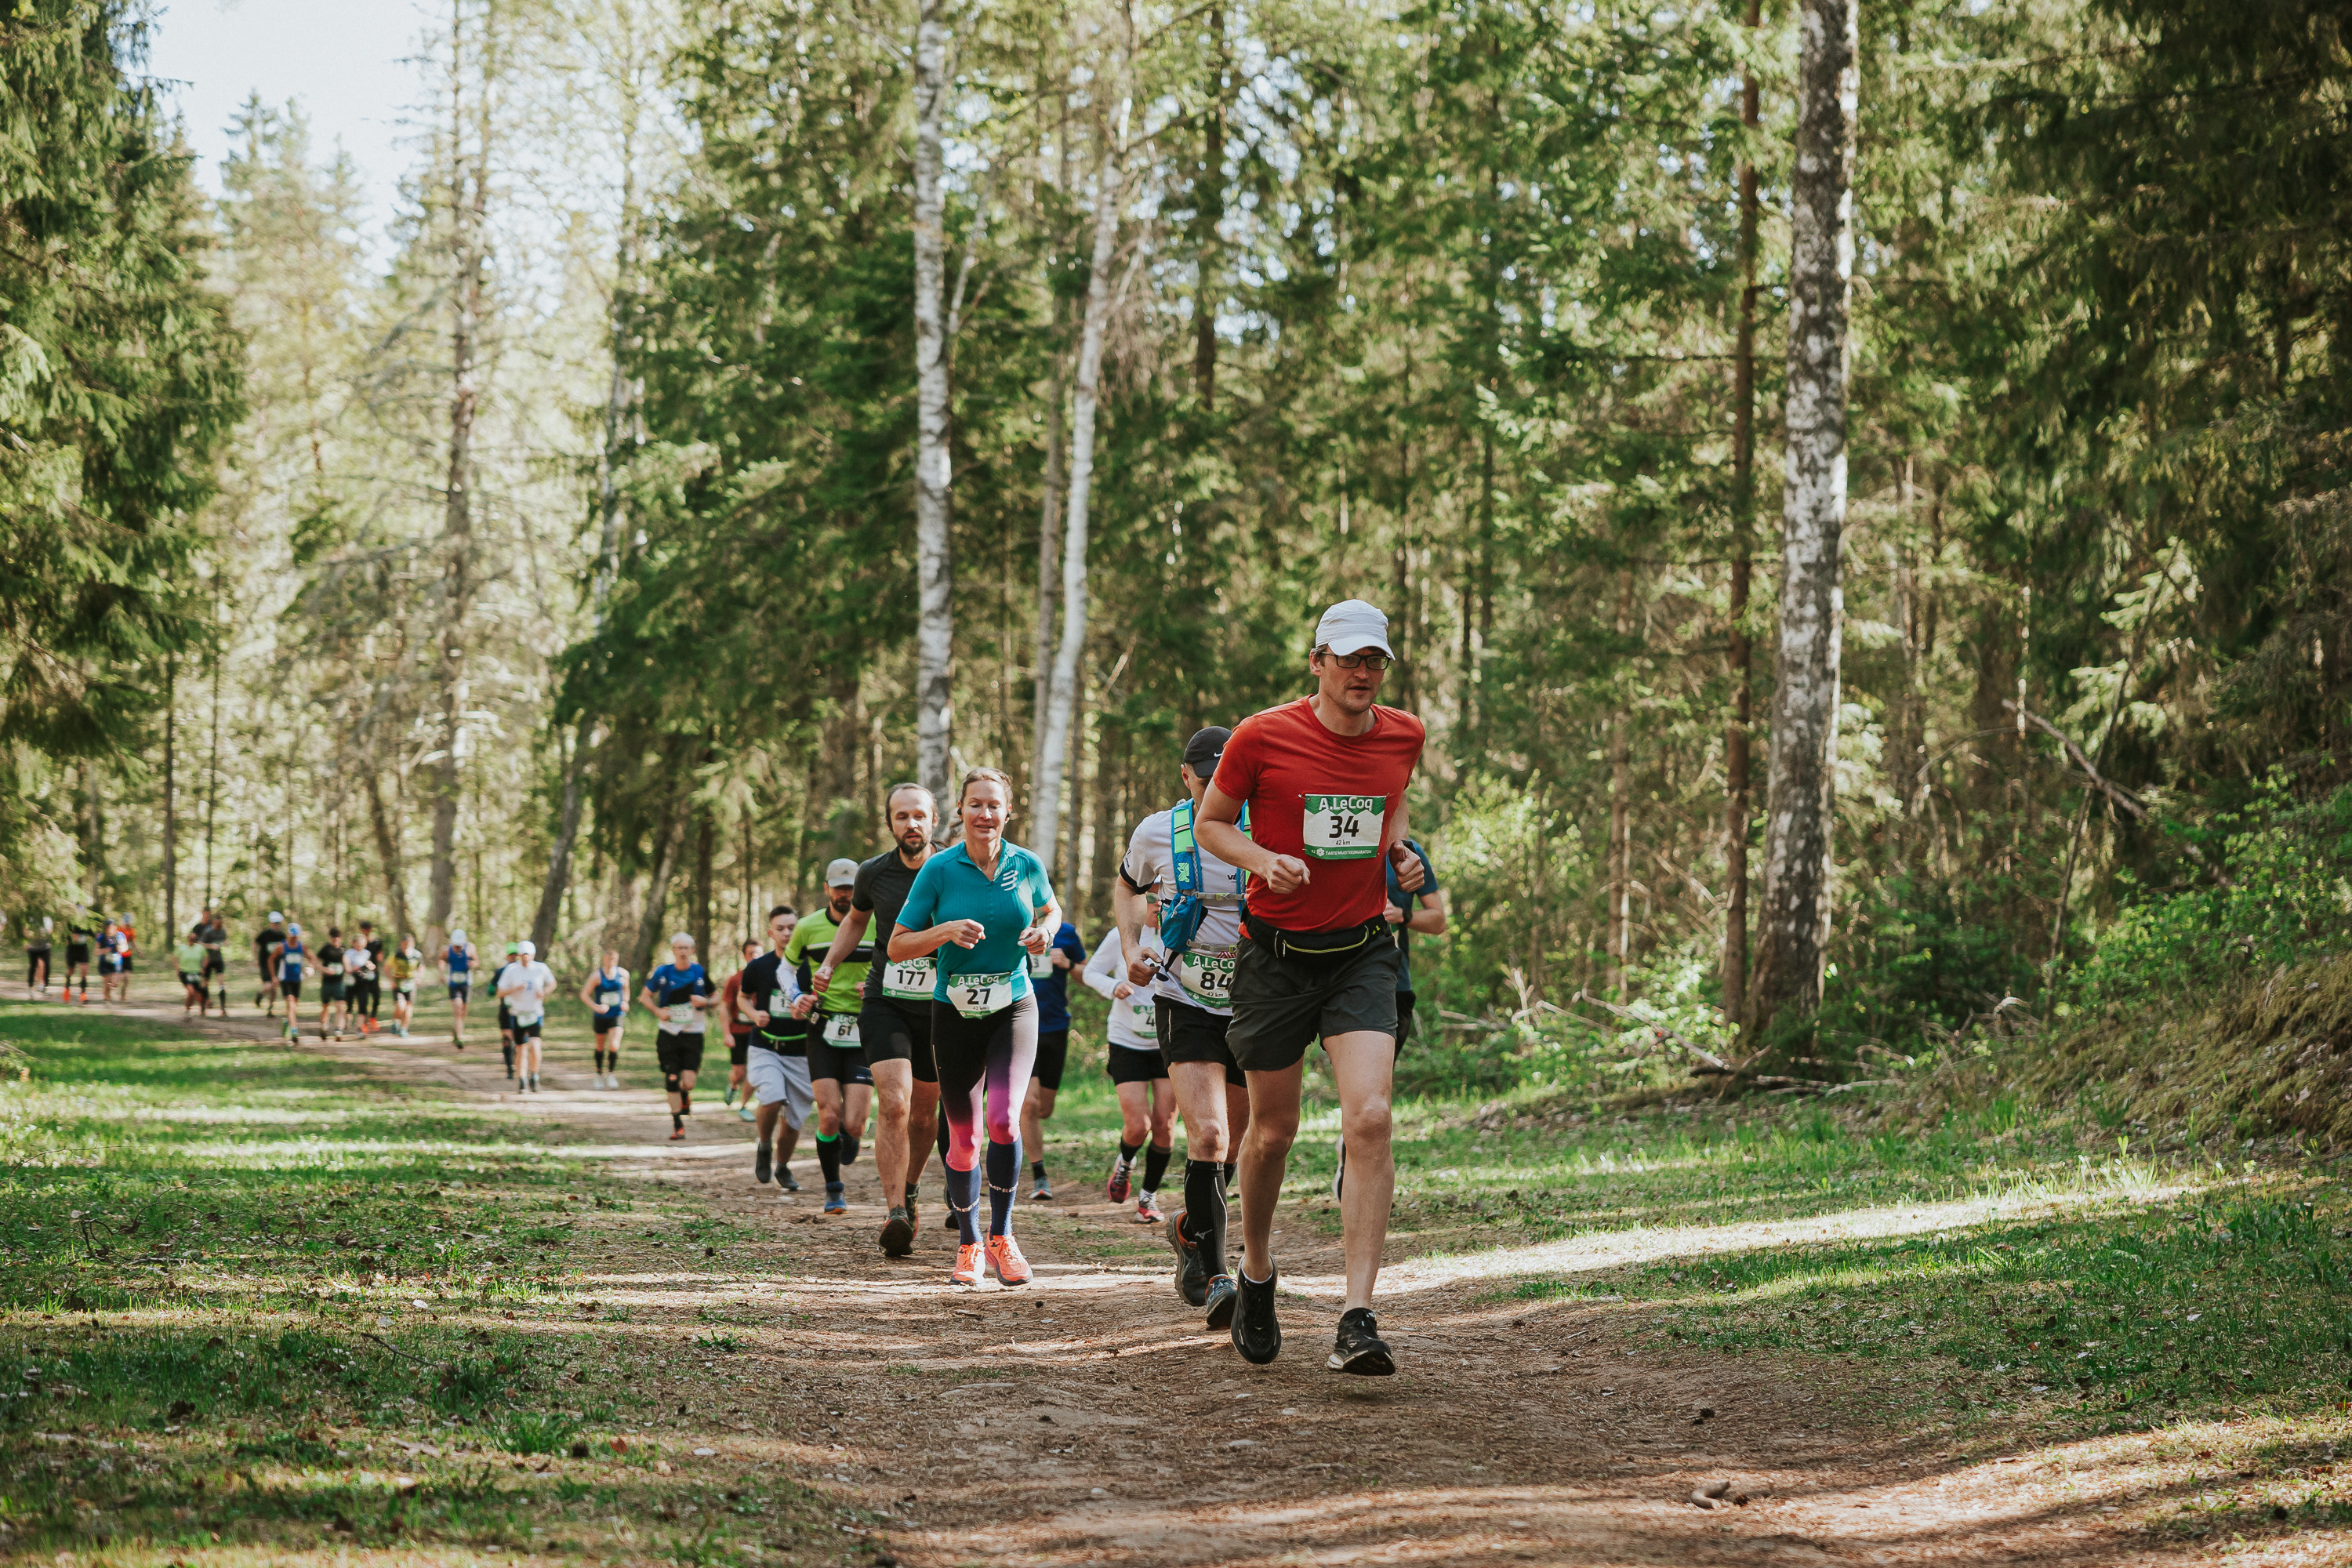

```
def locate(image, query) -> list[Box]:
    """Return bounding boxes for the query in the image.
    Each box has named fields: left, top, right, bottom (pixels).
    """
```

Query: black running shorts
left=65, top=945, right=89, bottom=967
left=322, top=978, right=347, bottom=1002
left=1030, top=1028, right=1070, bottom=1091
left=728, top=1030, right=751, bottom=1067
left=858, top=995, right=938, bottom=1083
left=281, top=978, right=303, bottom=1000
left=1155, top=995, right=1246, bottom=1086
left=1106, top=1044, right=1167, bottom=1085
left=655, top=1029, right=706, bottom=1076
left=513, top=1018, right=543, bottom=1042
left=807, top=1037, right=872, bottom=1087
left=1225, top=936, right=1399, bottom=1073
left=592, top=1010, right=622, bottom=1035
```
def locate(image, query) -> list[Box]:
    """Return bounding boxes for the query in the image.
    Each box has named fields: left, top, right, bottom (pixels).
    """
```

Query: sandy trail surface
left=77, top=994, right=2226, bottom=1565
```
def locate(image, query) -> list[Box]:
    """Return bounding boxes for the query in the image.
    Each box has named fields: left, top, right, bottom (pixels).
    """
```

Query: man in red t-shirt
left=1196, top=598, right=1427, bottom=1377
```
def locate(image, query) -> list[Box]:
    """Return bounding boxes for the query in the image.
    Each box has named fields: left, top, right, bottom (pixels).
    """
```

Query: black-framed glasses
left=1323, top=650, right=1393, bottom=672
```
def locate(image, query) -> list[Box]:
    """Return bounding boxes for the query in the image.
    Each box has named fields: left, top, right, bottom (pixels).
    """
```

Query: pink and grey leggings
left=930, top=996, right=1038, bottom=1243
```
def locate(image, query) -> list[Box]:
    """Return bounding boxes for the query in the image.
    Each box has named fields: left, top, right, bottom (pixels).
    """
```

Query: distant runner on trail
left=276, top=924, right=309, bottom=1043
left=390, top=935, right=423, bottom=1038
left=813, top=785, right=949, bottom=1258
left=1081, top=920, right=1175, bottom=1223
left=579, top=949, right=630, bottom=1086
left=444, top=929, right=477, bottom=1048
left=641, top=932, right=719, bottom=1139
left=253, top=912, right=286, bottom=1018
left=175, top=927, right=207, bottom=1018
left=887, top=767, right=1062, bottom=1288
left=497, top=941, right=521, bottom=1079
left=721, top=938, right=762, bottom=1121
left=1195, top=599, right=1427, bottom=1375
left=198, top=908, right=227, bottom=1014
left=24, top=916, right=50, bottom=998
left=1116, top=724, right=1258, bottom=1327
left=738, top=906, right=811, bottom=1192
left=64, top=912, right=94, bottom=1006
left=318, top=926, right=350, bottom=1039
left=499, top=940, right=556, bottom=1092
left=789, top=860, right=872, bottom=1215
left=1016, top=916, right=1085, bottom=1202
left=354, top=921, right=384, bottom=1034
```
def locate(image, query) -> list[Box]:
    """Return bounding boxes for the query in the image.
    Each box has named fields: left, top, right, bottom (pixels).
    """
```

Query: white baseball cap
left=450, top=927, right=468, bottom=944
left=825, top=858, right=860, bottom=887
left=517, top=940, right=536, bottom=956
left=1315, top=599, right=1394, bottom=658
left=268, top=910, right=284, bottom=923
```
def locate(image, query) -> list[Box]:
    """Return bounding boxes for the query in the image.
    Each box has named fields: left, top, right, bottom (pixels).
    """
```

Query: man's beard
left=898, top=831, right=927, bottom=855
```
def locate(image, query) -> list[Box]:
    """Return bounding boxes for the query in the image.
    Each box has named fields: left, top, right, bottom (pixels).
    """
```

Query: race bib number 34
left=951, top=971, right=1014, bottom=1018
left=1301, top=794, right=1385, bottom=860
left=883, top=955, right=935, bottom=1000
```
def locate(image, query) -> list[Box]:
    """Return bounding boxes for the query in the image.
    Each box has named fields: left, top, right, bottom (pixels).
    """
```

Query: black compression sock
left=1031, top=1160, right=1047, bottom=1182
left=678, top=1088, right=690, bottom=1115
left=986, top=1138, right=1018, bottom=1236
left=841, top=1131, right=858, bottom=1165
left=1117, top=1139, right=1141, bottom=1167
left=1185, top=1159, right=1229, bottom=1276
left=816, top=1133, right=841, bottom=1185
left=671, top=1110, right=683, bottom=1131
left=1142, top=1142, right=1172, bottom=1197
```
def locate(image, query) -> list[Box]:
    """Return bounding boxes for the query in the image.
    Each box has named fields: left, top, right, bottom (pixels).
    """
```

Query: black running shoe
left=1329, top=1306, right=1394, bottom=1375
left=778, top=1166, right=800, bottom=1192
left=754, top=1143, right=773, bottom=1185
left=1203, top=1273, right=1236, bottom=1331
left=880, top=1207, right=914, bottom=1258
left=1232, top=1268, right=1280, bottom=1365
left=840, top=1132, right=858, bottom=1166
left=1166, top=1207, right=1208, bottom=1308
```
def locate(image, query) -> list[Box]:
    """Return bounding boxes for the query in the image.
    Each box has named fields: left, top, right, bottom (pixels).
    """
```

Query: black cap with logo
left=1183, top=725, right=1234, bottom=776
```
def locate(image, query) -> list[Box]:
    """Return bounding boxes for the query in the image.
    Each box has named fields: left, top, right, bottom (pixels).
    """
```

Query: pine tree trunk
left=427, top=0, right=490, bottom=951
left=690, top=804, right=714, bottom=960
left=630, top=795, right=684, bottom=982
left=1194, top=9, right=1223, bottom=411
left=366, top=771, right=415, bottom=938
left=1721, top=0, right=1762, bottom=1030
left=1032, top=116, right=1120, bottom=868
left=911, top=0, right=955, bottom=806
left=532, top=121, right=641, bottom=956
left=162, top=658, right=177, bottom=941
left=1749, top=0, right=1857, bottom=1044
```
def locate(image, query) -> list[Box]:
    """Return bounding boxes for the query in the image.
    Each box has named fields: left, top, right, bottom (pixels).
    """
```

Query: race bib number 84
left=1178, top=949, right=1237, bottom=1004
left=1301, top=794, right=1385, bottom=860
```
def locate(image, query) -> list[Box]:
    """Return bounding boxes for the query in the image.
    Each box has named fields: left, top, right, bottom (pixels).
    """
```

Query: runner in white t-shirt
left=1082, top=923, right=1174, bottom=1224
left=497, top=941, right=557, bottom=1092
left=1114, top=726, right=1256, bottom=1329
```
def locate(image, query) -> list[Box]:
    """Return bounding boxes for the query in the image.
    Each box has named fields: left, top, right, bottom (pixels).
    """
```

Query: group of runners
left=13, top=597, right=1445, bottom=1374
left=19, top=913, right=143, bottom=1005
left=719, top=597, right=1445, bottom=1374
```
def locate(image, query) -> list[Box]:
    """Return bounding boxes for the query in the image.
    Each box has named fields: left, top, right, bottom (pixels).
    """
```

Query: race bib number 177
left=1301, top=795, right=1384, bottom=860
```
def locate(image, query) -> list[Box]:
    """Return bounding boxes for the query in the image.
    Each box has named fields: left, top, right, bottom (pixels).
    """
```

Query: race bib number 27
left=1301, top=795, right=1385, bottom=860
left=951, top=971, right=1014, bottom=1019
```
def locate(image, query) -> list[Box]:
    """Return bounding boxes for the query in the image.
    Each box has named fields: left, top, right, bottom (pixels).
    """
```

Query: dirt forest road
left=88, top=995, right=2182, bottom=1566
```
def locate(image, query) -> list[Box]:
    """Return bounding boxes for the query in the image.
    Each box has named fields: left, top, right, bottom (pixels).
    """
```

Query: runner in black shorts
left=579, top=949, right=630, bottom=1085
left=791, top=861, right=873, bottom=1214
left=24, top=917, right=51, bottom=998
left=1017, top=916, right=1086, bottom=1201
left=1195, top=600, right=1427, bottom=1375
left=739, top=909, right=811, bottom=1190
left=1083, top=921, right=1175, bottom=1221
left=640, top=932, right=718, bottom=1140
left=888, top=767, right=1062, bottom=1287
left=63, top=913, right=93, bottom=1005
left=722, top=938, right=760, bottom=1121
left=814, top=783, right=946, bottom=1255
left=198, top=907, right=227, bottom=1014
left=1114, top=725, right=1257, bottom=1325
left=253, top=912, right=287, bottom=1017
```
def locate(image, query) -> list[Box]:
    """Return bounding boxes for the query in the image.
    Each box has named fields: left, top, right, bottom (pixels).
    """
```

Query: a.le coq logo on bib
left=1301, top=794, right=1385, bottom=860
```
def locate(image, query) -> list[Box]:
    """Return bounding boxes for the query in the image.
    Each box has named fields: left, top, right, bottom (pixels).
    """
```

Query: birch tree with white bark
left=911, top=0, right=956, bottom=806
left=1748, top=0, right=1857, bottom=1044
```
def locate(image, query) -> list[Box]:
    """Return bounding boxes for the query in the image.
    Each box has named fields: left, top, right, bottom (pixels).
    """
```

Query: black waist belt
left=751, top=1033, right=803, bottom=1052
left=1247, top=916, right=1388, bottom=966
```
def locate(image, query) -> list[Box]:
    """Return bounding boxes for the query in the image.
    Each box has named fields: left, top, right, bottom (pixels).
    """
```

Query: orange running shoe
left=986, top=1233, right=1032, bottom=1287
left=951, top=1242, right=984, bottom=1286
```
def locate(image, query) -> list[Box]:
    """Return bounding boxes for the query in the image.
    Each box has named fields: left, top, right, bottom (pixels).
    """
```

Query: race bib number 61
left=1301, top=794, right=1384, bottom=860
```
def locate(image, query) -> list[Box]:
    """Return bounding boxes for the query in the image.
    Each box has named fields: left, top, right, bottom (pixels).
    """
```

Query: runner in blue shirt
left=639, top=933, right=719, bottom=1141
left=444, top=929, right=477, bottom=1050
left=1018, top=919, right=1086, bottom=1200
left=277, top=925, right=308, bottom=1043
left=888, top=767, right=1062, bottom=1287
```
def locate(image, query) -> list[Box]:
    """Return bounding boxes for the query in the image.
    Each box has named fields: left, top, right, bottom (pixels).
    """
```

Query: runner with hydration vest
left=1115, top=724, right=1257, bottom=1326
left=1194, top=600, right=1428, bottom=1376
left=885, top=767, right=1062, bottom=1287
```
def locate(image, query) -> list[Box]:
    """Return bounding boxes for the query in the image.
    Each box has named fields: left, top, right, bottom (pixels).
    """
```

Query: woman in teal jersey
left=889, top=768, right=1061, bottom=1287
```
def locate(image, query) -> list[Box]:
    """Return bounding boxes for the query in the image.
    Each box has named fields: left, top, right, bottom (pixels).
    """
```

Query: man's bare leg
left=1236, top=1062, right=1304, bottom=1281
left=1323, top=1031, right=1396, bottom=1309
